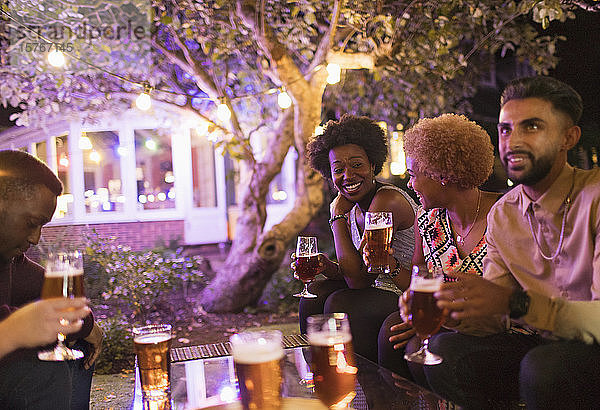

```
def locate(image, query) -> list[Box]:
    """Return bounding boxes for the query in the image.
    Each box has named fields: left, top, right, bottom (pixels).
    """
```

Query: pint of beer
left=409, top=274, right=444, bottom=339
left=365, top=211, right=393, bottom=274
left=38, top=251, right=86, bottom=361
left=404, top=265, right=445, bottom=365
left=230, top=330, right=284, bottom=410
left=41, top=251, right=85, bottom=299
left=133, top=324, right=173, bottom=403
left=307, top=313, right=357, bottom=409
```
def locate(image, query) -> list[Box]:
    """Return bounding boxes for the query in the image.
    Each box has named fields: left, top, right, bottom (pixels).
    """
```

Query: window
left=34, top=141, right=47, bottom=165
left=82, top=131, right=124, bottom=213
left=134, top=129, right=175, bottom=210
left=191, top=128, right=217, bottom=208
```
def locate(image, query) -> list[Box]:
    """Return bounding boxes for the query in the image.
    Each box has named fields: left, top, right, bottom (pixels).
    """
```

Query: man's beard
left=503, top=153, right=555, bottom=186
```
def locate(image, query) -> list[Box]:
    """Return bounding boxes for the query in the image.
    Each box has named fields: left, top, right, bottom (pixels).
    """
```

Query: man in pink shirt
left=422, top=77, right=600, bottom=409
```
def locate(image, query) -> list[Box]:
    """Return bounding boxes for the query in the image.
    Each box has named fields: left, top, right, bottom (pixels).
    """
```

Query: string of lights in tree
left=0, top=8, right=342, bottom=124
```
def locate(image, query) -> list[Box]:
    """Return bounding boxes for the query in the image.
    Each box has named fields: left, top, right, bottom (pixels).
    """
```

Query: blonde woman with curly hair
left=377, top=113, right=500, bottom=380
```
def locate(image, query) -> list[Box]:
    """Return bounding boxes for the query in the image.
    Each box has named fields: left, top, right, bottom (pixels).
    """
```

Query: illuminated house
left=0, top=106, right=296, bottom=249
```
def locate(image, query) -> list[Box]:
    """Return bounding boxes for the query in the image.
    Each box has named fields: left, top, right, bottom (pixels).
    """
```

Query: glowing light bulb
left=136, top=92, right=152, bottom=111
left=326, top=63, right=341, bottom=84
left=314, top=125, right=324, bottom=136
left=79, top=136, right=92, bottom=150
left=48, top=50, right=65, bottom=67
left=89, top=150, right=101, bottom=163
left=277, top=91, right=292, bottom=109
left=59, top=156, right=69, bottom=167
left=144, top=138, right=157, bottom=151
left=217, top=103, right=231, bottom=122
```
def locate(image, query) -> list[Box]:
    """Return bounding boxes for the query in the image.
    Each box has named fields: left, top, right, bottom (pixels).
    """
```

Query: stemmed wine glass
left=38, top=251, right=86, bottom=361
left=293, top=236, right=319, bottom=298
left=404, top=264, right=445, bottom=365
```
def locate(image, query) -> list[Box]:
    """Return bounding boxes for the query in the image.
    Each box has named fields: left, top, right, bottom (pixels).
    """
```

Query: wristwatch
left=509, top=288, right=530, bottom=319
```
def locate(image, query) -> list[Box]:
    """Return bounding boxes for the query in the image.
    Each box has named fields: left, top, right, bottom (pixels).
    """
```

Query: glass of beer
left=404, top=265, right=445, bottom=365
left=293, top=236, right=318, bottom=298
left=307, top=313, right=357, bottom=409
left=133, top=324, right=173, bottom=405
left=38, top=250, right=86, bottom=361
left=364, top=211, right=393, bottom=274
left=230, top=330, right=284, bottom=410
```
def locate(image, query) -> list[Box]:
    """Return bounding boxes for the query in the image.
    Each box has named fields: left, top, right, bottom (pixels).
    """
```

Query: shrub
left=94, top=314, right=136, bottom=375
left=85, top=231, right=208, bottom=323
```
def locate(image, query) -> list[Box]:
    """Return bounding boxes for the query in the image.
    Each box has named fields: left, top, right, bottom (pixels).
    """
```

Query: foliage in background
left=94, top=315, right=136, bottom=375
left=85, top=231, right=207, bottom=324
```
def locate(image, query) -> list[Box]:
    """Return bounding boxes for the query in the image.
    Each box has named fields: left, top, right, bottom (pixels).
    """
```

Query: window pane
left=134, top=129, right=175, bottom=210
left=82, top=131, right=123, bottom=213
left=191, top=128, right=217, bottom=208
left=55, top=135, right=73, bottom=218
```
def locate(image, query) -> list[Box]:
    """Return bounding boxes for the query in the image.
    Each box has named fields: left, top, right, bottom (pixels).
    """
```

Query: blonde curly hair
left=403, top=114, right=494, bottom=189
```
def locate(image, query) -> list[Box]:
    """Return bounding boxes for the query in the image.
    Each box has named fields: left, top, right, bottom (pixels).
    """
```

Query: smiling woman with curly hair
left=378, top=113, right=502, bottom=382
left=298, top=113, right=417, bottom=364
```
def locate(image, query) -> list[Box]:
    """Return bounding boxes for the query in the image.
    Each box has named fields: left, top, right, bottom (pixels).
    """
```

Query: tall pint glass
left=230, top=330, right=284, bottom=410
left=365, top=211, right=393, bottom=274
left=133, top=324, right=173, bottom=406
left=38, top=250, right=86, bottom=361
left=307, top=313, right=357, bottom=409
left=404, top=265, right=445, bottom=365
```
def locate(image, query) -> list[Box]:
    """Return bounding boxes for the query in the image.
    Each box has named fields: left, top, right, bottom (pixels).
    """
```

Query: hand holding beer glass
left=38, top=250, right=86, bottom=361
left=133, top=324, right=173, bottom=406
left=292, top=236, right=320, bottom=298
left=403, top=265, right=445, bottom=365
left=230, top=330, right=284, bottom=410
left=364, top=211, right=393, bottom=274
left=307, top=313, right=357, bottom=409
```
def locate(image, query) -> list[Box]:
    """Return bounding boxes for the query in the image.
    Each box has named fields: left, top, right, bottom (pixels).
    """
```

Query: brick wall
left=41, top=220, right=185, bottom=251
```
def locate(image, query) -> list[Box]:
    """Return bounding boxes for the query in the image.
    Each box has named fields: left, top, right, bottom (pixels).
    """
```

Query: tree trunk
left=200, top=83, right=326, bottom=311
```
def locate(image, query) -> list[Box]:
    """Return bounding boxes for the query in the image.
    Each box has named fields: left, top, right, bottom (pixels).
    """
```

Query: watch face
left=509, top=289, right=530, bottom=319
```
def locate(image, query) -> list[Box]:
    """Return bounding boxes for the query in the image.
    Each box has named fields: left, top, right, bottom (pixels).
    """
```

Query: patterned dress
left=416, top=207, right=486, bottom=281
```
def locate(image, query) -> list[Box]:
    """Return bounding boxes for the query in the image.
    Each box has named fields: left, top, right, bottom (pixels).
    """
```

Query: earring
left=441, top=181, right=446, bottom=186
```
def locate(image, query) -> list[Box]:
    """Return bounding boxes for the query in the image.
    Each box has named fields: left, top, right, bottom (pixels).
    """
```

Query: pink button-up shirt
left=484, top=163, right=600, bottom=343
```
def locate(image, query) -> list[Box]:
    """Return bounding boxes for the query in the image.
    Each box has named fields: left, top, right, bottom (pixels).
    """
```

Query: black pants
left=414, top=331, right=600, bottom=410
left=299, top=279, right=399, bottom=363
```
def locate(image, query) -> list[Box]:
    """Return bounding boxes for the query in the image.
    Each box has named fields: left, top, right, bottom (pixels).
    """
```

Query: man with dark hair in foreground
left=419, top=77, right=600, bottom=409
left=0, top=150, right=103, bottom=409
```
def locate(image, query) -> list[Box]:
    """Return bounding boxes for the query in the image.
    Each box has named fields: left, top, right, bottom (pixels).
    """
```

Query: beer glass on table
left=365, top=211, right=393, bottom=274
left=293, top=236, right=319, bottom=298
left=38, top=251, right=86, bottom=361
left=307, top=313, right=357, bottom=409
left=230, top=330, right=284, bottom=410
left=133, top=324, right=173, bottom=407
left=404, top=265, right=445, bottom=365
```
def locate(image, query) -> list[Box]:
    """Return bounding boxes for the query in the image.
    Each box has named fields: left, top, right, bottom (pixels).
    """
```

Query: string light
left=136, top=84, right=152, bottom=111
left=217, top=102, right=231, bottom=122
left=326, top=63, right=341, bottom=84
left=277, top=90, right=292, bottom=109
left=47, top=49, right=66, bottom=67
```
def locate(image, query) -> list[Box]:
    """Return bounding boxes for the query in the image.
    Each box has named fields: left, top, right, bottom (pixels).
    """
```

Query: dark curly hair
left=307, top=114, right=388, bottom=179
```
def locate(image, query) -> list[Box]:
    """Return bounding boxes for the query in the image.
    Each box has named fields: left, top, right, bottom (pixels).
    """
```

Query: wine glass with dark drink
left=404, top=264, right=445, bottom=365
left=293, top=236, right=319, bottom=298
left=38, top=250, right=86, bottom=361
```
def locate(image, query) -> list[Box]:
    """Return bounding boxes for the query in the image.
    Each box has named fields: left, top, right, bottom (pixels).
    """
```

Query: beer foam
left=45, top=268, right=83, bottom=278
left=410, top=277, right=442, bottom=292
left=307, top=331, right=352, bottom=346
left=231, top=339, right=284, bottom=364
left=134, top=333, right=171, bottom=344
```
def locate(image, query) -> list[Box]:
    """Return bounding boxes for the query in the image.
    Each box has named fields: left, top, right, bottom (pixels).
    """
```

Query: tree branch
left=327, top=51, right=375, bottom=70
left=308, top=0, right=342, bottom=73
